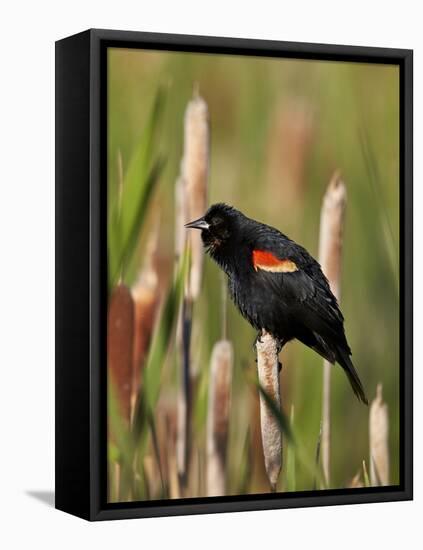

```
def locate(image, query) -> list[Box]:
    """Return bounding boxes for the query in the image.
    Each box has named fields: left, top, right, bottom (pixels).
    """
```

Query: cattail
left=319, top=172, right=346, bottom=296
left=266, top=99, right=314, bottom=208
left=182, top=92, right=209, bottom=300
left=175, top=175, right=187, bottom=260
left=369, top=384, right=390, bottom=485
left=256, top=331, right=282, bottom=491
left=130, top=223, right=161, bottom=420
left=249, top=384, right=269, bottom=490
left=107, top=284, right=135, bottom=425
left=176, top=299, right=192, bottom=491
left=206, top=340, right=234, bottom=496
left=176, top=92, right=210, bottom=492
left=318, top=172, right=347, bottom=487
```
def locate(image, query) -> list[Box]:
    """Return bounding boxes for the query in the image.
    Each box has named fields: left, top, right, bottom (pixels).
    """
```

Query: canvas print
left=107, top=47, right=399, bottom=503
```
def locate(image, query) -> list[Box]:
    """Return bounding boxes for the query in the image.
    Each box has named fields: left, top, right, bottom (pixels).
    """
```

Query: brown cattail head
left=108, top=283, right=135, bottom=425
left=266, top=99, right=314, bottom=208
left=319, top=172, right=347, bottom=488
left=256, top=331, right=282, bottom=491
left=175, top=93, right=209, bottom=493
left=369, top=383, right=390, bottom=486
left=206, top=340, right=234, bottom=496
left=182, top=93, right=209, bottom=300
left=175, top=174, right=187, bottom=260
left=249, top=383, right=270, bottom=490
left=318, top=171, right=347, bottom=299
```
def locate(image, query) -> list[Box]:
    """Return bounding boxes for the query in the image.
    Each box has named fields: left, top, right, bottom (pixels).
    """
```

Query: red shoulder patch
left=252, top=250, right=298, bottom=273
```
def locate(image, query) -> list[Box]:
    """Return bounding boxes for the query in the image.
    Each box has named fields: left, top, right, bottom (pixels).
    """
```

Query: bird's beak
left=185, top=217, right=210, bottom=230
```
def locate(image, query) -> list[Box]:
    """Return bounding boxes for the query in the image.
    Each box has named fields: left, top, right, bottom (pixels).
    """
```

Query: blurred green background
left=108, top=47, right=399, bottom=498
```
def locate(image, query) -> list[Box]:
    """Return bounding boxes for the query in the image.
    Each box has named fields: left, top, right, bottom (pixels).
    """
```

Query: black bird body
left=186, top=203, right=368, bottom=404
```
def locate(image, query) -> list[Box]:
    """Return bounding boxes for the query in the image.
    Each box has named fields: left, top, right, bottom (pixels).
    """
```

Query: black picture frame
left=55, top=28, right=413, bottom=521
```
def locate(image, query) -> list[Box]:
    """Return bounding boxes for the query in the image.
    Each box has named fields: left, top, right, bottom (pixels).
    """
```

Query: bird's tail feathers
left=336, top=346, right=368, bottom=405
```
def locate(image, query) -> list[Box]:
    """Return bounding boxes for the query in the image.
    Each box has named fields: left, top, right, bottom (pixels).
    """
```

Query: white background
left=0, top=1, right=420, bottom=548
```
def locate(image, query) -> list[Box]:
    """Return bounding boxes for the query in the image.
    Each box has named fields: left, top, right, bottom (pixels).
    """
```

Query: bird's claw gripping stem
left=254, top=333, right=283, bottom=372
left=253, top=332, right=263, bottom=350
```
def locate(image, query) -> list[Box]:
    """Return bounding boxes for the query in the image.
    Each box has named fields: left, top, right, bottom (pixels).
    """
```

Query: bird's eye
left=211, top=216, right=223, bottom=227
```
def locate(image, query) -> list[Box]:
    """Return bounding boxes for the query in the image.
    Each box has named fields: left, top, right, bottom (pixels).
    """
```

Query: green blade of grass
left=148, top=412, right=167, bottom=498
left=108, top=383, right=134, bottom=462
left=235, top=428, right=252, bottom=495
left=107, top=384, right=136, bottom=500
left=108, top=90, right=165, bottom=288
left=256, top=381, right=295, bottom=444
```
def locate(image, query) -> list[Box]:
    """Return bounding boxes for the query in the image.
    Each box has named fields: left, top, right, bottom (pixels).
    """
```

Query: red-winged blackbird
left=186, top=203, right=368, bottom=404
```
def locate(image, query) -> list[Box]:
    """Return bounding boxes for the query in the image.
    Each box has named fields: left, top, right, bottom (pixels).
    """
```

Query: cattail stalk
left=256, top=331, right=282, bottom=491
left=176, top=298, right=193, bottom=490
left=369, top=383, right=389, bottom=485
left=175, top=176, right=187, bottom=260
left=206, top=340, right=233, bottom=496
left=249, top=384, right=269, bottom=489
left=176, top=92, right=210, bottom=491
left=183, top=93, right=209, bottom=300
left=318, top=172, right=347, bottom=487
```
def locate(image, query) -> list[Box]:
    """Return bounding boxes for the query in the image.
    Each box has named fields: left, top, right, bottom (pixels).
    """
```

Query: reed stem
left=255, top=331, right=282, bottom=491
left=318, top=172, right=347, bottom=487
left=206, top=340, right=233, bottom=496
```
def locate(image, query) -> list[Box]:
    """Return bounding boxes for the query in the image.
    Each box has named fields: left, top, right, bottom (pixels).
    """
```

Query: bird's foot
left=275, top=337, right=285, bottom=355
left=254, top=355, right=282, bottom=371
left=275, top=337, right=285, bottom=372
left=253, top=332, right=263, bottom=350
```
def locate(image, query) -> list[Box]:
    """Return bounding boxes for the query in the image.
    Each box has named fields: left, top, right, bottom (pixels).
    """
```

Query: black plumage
left=185, top=203, right=368, bottom=404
